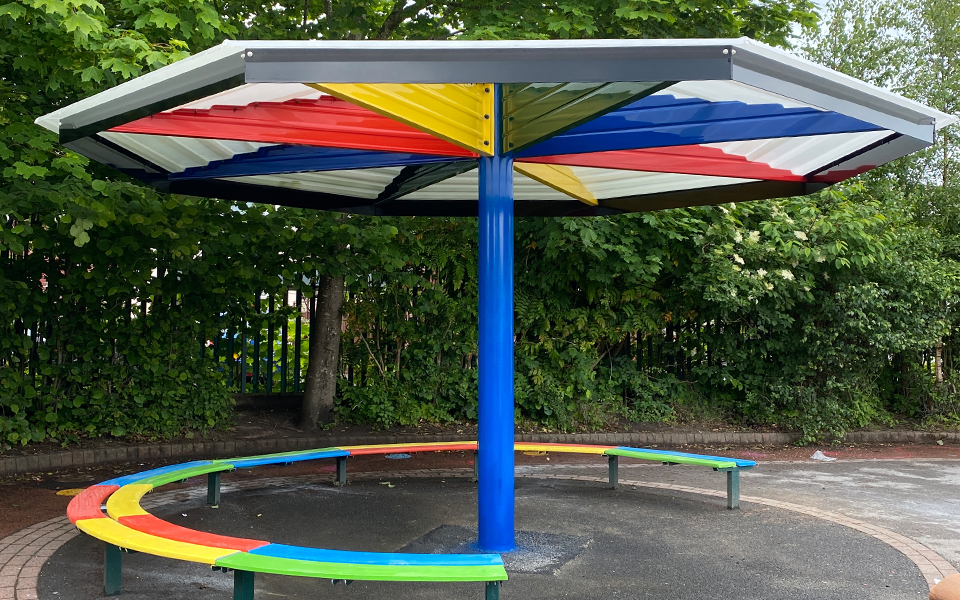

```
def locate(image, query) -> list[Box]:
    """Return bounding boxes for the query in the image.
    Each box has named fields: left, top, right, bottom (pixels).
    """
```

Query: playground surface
left=0, top=442, right=958, bottom=599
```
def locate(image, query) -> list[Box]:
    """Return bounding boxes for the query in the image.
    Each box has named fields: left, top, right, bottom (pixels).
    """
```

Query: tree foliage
left=3, top=0, right=959, bottom=446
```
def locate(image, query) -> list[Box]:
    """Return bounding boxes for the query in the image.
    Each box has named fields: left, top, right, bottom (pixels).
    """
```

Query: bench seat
left=67, top=485, right=119, bottom=523
left=119, top=514, right=269, bottom=552
left=67, top=440, right=756, bottom=598
left=216, top=547, right=507, bottom=582
left=223, top=448, right=349, bottom=469
left=515, top=443, right=614, bottom=454
left=605, top=447, right=756, bottom=469
left=75, top=517, right=238, bottom=564
left=136, top=463, right=236, bottom=487
left=98, top=461, right=216, bottom=487
left=345, top=442, right=479, bottom=455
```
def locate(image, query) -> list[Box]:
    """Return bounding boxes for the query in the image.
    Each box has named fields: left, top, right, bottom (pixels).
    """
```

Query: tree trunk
left=300, top=274, right=345, bottom=429
left=935, top=340, right=944, bottom=386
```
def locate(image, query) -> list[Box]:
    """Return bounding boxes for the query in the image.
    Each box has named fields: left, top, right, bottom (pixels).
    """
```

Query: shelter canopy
left=37, top=38, right=956, bottom=217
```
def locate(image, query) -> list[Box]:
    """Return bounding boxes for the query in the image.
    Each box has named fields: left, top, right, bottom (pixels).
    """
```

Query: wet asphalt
left=37, top=457, right=948, bottom=600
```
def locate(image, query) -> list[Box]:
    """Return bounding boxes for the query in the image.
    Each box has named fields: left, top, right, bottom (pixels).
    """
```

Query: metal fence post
left=253, top=295, right=261, bottom=392
left=281, top=290, right=289, bottom=393
left=266, top=295, right=274, bottom=393
left=294, top=288, right=302, bottom=392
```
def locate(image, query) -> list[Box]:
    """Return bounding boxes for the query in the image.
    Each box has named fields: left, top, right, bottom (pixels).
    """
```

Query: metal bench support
left=726, top=470, right=740, bottom=509
left=336, top=456, right=347, bottom=486
left=608, top=455, right=619, bottom=490
left=485, top=581, right=500, bottom=600
left=207, top=472, right=221, bottom=505
left=234, top=569, right=255, bottom=600
left=104, top=543, right=122, bottom=596
left=473, top=450, right=479, bottom=483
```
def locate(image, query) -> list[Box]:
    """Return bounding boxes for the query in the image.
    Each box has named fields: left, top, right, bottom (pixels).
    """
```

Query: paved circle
left=15, top=468, right=937, bottom=600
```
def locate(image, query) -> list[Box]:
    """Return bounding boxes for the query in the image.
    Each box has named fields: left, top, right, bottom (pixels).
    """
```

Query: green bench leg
left=336, top=456, right=347, bottom=486
left=234, top=569, right=255, bottom=600
left=473, top=450, right=479, bottom=482
left=726, top=470, right=740, bottom=510
left=104, top=543, right=122, bottom=596
left=485, top=581, right=500, bottom=600
left=608, top=455, right=619, bottom=490
left=207, top=472, right=221, bottom=505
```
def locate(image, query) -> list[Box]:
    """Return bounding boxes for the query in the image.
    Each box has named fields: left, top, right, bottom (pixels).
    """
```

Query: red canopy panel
left=110, top=97, right=477, bottom=159
left=520, top=145, right=806, bottom=182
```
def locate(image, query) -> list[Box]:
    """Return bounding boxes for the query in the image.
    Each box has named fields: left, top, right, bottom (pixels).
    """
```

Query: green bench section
left=603, top=447, right=756, bottom=509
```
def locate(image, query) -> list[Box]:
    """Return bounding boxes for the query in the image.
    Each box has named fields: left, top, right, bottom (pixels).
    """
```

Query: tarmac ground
left=29, top=452, right=959, bottom=600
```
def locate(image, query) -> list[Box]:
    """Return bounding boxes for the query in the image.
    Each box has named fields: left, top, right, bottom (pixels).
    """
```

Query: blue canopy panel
left=169, top=145, right=463, bottom=180
left=514, top=95, right=885, bottom=158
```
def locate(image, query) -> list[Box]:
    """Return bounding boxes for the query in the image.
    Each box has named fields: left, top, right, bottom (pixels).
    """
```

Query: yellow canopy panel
left=310, top=83, right=494, bottom=156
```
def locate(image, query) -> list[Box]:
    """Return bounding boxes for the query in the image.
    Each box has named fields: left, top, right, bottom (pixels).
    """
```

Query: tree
left=797, top=0, right=960, bottom=425
left=211, top=0, right=820, bottom=430
left=2, top=0, right=825, bottom=440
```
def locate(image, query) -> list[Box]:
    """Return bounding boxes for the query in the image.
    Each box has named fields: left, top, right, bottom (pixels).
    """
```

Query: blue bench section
left=248, top=544, right=505, bottom=567
left=227, top=449, right=350, bottom=469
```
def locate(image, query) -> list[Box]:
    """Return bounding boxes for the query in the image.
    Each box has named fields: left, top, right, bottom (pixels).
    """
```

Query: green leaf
left=11, top=162, right=49, bottom=179
left=79, top=65, right=104, bottom=83
left=148, top=7, right=180, bottom=29
left=0, top=2, right=27, bottom=19
left=62, top=10, right=103, bottom=39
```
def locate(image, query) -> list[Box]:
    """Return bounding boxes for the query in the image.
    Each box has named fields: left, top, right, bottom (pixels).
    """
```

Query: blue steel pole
left=477, top=149, right=515, bottom=551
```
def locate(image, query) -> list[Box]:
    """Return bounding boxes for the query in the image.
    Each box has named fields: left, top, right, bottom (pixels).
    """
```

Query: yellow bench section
left=75, top=518, right=238, bottom=564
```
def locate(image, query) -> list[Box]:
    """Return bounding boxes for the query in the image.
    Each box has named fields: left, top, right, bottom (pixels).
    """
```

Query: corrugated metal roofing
left=222, top=167, right=403, bottom=199
left=98, top=132, right=272, bottom=173
left=110, top=96, right=476, bottom=158
left=704, top=130, right=893, bottom=175
left=174, top=83, right=325, bottom=111
left=311, top=83, right=494, bottom=155
left=569, top=167, right=758, bottom=199
left=514, top=95, right=884, bottom=158
left=401, top=169, right=572, bottom=201
left=35, top=37, right=955, bottom=216
left=173, top=146, right=458, bottom=180
left=653, top=80, right=812, bottom=110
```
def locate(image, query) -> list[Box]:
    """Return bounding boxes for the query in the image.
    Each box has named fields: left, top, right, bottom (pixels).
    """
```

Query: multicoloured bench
left=66, top=441, right=755, bottom=599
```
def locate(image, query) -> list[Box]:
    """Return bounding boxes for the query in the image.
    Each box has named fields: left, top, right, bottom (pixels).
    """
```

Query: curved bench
left=67, top=442, right=755, bottom=599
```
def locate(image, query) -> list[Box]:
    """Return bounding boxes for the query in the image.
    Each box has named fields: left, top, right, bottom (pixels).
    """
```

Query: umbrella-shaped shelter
left=37, top=38, right=955, bottom=552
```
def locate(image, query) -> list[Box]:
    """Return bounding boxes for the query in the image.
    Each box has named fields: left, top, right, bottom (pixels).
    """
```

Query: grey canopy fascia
left=40, top=38, right=955, bottom=149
